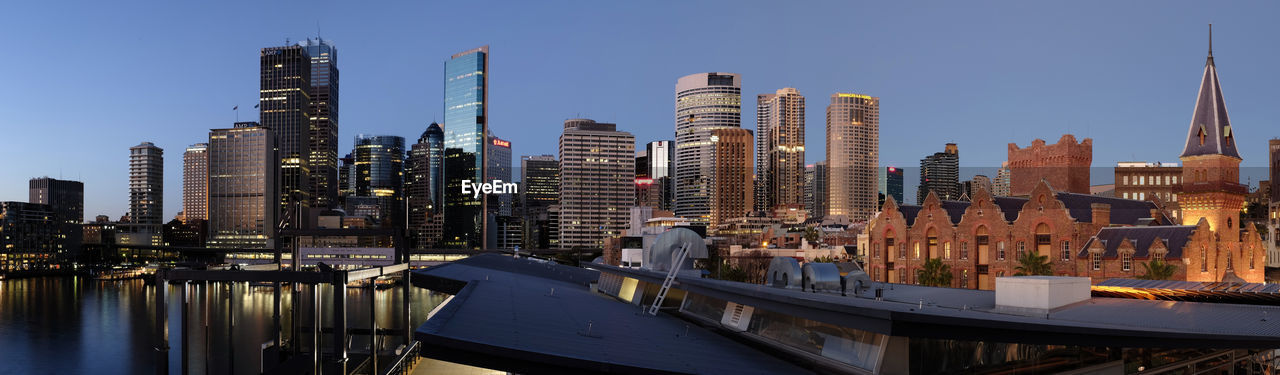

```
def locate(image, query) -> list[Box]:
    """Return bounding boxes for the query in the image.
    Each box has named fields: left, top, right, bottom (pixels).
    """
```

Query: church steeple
left=1180, top=24, right=1240, bottom=159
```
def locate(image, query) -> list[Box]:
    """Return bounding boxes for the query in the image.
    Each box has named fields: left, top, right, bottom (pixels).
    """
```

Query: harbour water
left=0, top=276, right=447, bottom=374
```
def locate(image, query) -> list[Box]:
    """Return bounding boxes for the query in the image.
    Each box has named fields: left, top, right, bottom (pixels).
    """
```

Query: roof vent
left=995, top=276, right=1091, bottom=316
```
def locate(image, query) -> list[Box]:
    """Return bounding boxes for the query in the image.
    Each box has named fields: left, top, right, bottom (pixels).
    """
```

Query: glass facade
left=351, top=135, right=405, bottom=227
left=443, top=46, right=488, bottom=249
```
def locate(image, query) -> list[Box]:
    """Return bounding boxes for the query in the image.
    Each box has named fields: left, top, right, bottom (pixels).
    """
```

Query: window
left=914, top=243, right=920, bottom=259
left=874, top=268, right=881, bottom=281
left=899, top=244, right=905, bottom=259
left=1122, top=252, right=1132, bottom=271
left=1172, top=176, right=1178, bottom=184
left=1035, top=223, right=1051, bottom=258
left=1091, top=252, right=1101, bottom=270
left=885, top=235, right=895, bottom=259
left=944, top=242, right=951, bottom=259
left=1123, top=175, right=1128, bottom=185
left=998, top=241, right=1006, bottom=260
left=898, top=269, right=906, bottom=283
left=1061, top=241, right=1071, bottom=261
left=997, top=271, right=1005, bottom=277
left=1201, top=248, right=1208, bottom=272
left=960, top=242, right=969, bottom=260
left=1017, top=241, right=1026, bottom=259
left=874, top=243, right=881, bottom=259
left=1123, top=192, right=1129, bottom=199
left=961, top=270, right=969, bottom=288
left=1139, top=176, right=1145, bottom=185
left=1226, top=252, right=1233, bottom=270
left=1251, top=247, right=1256, bottom=270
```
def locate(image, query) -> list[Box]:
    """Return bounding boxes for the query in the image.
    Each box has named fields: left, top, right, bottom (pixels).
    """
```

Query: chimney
left=1091, top=203, right=1111, bottom=227
left=1149, top=209, right=1162, bottom=225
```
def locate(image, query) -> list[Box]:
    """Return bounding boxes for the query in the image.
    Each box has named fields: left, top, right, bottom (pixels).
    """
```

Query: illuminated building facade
left=755, top=88, right=805, bottom=212
left=709, top=128, right=753, bottom=232
left=559, top=119, right=634, bottom=249
left=182, top=143, right=208, bottom=222
left=674, top=72, right=741, bottom=226
left=826, top=92, right=879, bottom=221
left=351, top=135, right=405, bottom=227
left=406, top=123, right=444, bottom=248
left=443, top=46, right=489, bottom=249
left=207, top=122, right=277, bottom=249
left=260, top=45, right=313, bottom=224
left=301, top=38, right=339, bottom=210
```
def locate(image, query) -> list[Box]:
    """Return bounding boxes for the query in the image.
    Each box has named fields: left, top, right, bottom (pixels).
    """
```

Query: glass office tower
left=443, top=46, right=489, bottom=249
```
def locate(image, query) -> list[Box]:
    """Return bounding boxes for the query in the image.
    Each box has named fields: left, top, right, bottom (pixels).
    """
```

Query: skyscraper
left=709, top=128, right=753, bottom=231
left=129, top=142, right=164, bottom=225
left=1268, top=138, right=1280, bottom=267
left=805, top=162, right=828, bottom=219
left=559, top=119, right=634, bottom=249
left=443, top=46, right=489, bottom=249
left=182, top=143, right=208, bottom=222
left=300, top=38, right=339, bottom=210
left=993, top=161, right=1012, bottom=197
left=884, top=166, right=904, bottom=204
left=406, top=123, right=444, bottom=248
left=520, top=155, right=559, bottom=249
left=826, top=93, right=880, bottom=221
left=351, top=135, right=405, bottom=227
left=487, top=133, right=513, bottom=217
left=28, top=177, right=83, bottom=262
left=119, top=142, right=164, bottom=246
left=260, top=45, right=313, bottom=226
left=918, top=143, right=960, bottom=203
left=207, top=122, right=277, bottom=249
left=674, top=72, right=741, bottom=226
left=755, top=88, right=806, bottom=212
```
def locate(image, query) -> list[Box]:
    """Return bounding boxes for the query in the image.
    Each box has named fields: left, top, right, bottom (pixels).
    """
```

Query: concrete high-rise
left=674, top=72, right=741, bottom=226
left=119, top=142, right=164, bottom=247
left=182, top=143, right=208, bottom=222
left=918, top=144, right=960, bottom=203
left=442, top=46, right=489, bottom=249
left=710, top=128, right=753, bottom=231
left=1269, top=138, right=1280, bottom=267
left=260, top=45, right=313, bottom=225
left=207, top=122, right=277, bottom=249
left=406, top=123, right=444, bottom=248
left=755, top=88, right=806, bottom=212
left=129, top=142, right=164, bottom=225
left=826, top=93, right=880, bottom=221
left=559, top=119, right=634, bottom=249
left=301, top=38, right=339, bottom=210
left=993, top=162, right=1012, bottom=197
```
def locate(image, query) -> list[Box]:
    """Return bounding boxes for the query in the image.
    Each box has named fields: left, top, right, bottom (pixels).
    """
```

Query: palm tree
left=1013, top=251, right=1052, bottom=276
left=916, top=258, right=953, bottom=287
left=1138, top=258, right=1177, bottom=280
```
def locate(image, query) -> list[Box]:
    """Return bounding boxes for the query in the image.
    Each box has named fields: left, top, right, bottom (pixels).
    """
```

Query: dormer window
left=1198, top=125, right=1206, bottom=146
left=1224, top=125, right=1232, bottom=146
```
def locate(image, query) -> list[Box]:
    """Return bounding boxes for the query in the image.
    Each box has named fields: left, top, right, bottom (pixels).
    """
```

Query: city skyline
left=4, top=2, right=1280, bottom=219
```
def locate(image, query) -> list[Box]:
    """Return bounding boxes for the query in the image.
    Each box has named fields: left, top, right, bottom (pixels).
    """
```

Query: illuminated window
left=914, top=243, right=920, bottom=259
left=1122, top=252, right=1132, bottom=271
left=944, top=242, right=951, bottom=259
left=1201, top=248, right=1207, bottom=272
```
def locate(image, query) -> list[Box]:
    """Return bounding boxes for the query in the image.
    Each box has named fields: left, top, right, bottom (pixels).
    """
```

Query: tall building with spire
left=1177, top=26, right=1246, bottom=237
left=301, top=38, right=339, bottom=210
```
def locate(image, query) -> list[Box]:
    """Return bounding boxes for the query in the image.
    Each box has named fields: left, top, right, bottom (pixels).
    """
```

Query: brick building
left=1114, top=161, right=1182, bottom=221
left=1007, top=134, right=1092, bottom=196
left=867, top=182, right=1174, bottom=289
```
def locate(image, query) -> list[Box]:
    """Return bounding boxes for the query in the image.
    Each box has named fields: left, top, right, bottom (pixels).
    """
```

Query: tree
left=1138, top=258, right=1177, bottom=280
left=1013, top=251, right=1052, bottom=276
left=916, top=258, right=953, bottom=287
left=803, top=227, right=821, bottom=245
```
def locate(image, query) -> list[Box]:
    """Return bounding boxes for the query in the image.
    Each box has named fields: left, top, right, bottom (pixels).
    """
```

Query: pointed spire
left=1180, top=25, right=1240, bottom=159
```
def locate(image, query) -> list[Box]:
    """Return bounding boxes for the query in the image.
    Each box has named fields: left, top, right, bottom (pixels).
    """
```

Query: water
left=0, top=276, right=447, bottom=374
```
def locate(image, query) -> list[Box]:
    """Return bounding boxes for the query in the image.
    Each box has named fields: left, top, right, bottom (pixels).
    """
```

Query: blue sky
left=1, top=1, right=1278, bottom=219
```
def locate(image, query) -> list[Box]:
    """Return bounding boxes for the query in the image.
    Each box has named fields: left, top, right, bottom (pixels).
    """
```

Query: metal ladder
left=647, top=243, right=690, bottom=316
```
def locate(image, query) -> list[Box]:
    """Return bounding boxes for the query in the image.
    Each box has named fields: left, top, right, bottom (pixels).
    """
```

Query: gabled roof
left=1078, top=225, right=1197, bottom=259
left=896, top=192, right=1164, bottom=226
left=1180, top=27, right=1241, bottom=159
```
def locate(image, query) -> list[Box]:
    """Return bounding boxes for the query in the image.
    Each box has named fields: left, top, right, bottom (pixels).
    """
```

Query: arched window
left=976, top=226, right=990, bottom=264
left=1035, top=223, right=1051, bottom=258
left=927, top=228, right=939, bottom=259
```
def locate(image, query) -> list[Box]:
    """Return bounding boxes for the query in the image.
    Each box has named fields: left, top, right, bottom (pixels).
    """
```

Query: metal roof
left=1094, top=278, right=1280, bottom=305
left=598, top=264, right=1280, bottom=349
left=897, top=192, right=1167, bottom=226
left=412, top=255, right=814, bottom=374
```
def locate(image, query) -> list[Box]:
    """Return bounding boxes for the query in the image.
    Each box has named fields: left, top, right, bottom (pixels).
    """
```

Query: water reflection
left=0, top=277, right=446, bottom=374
